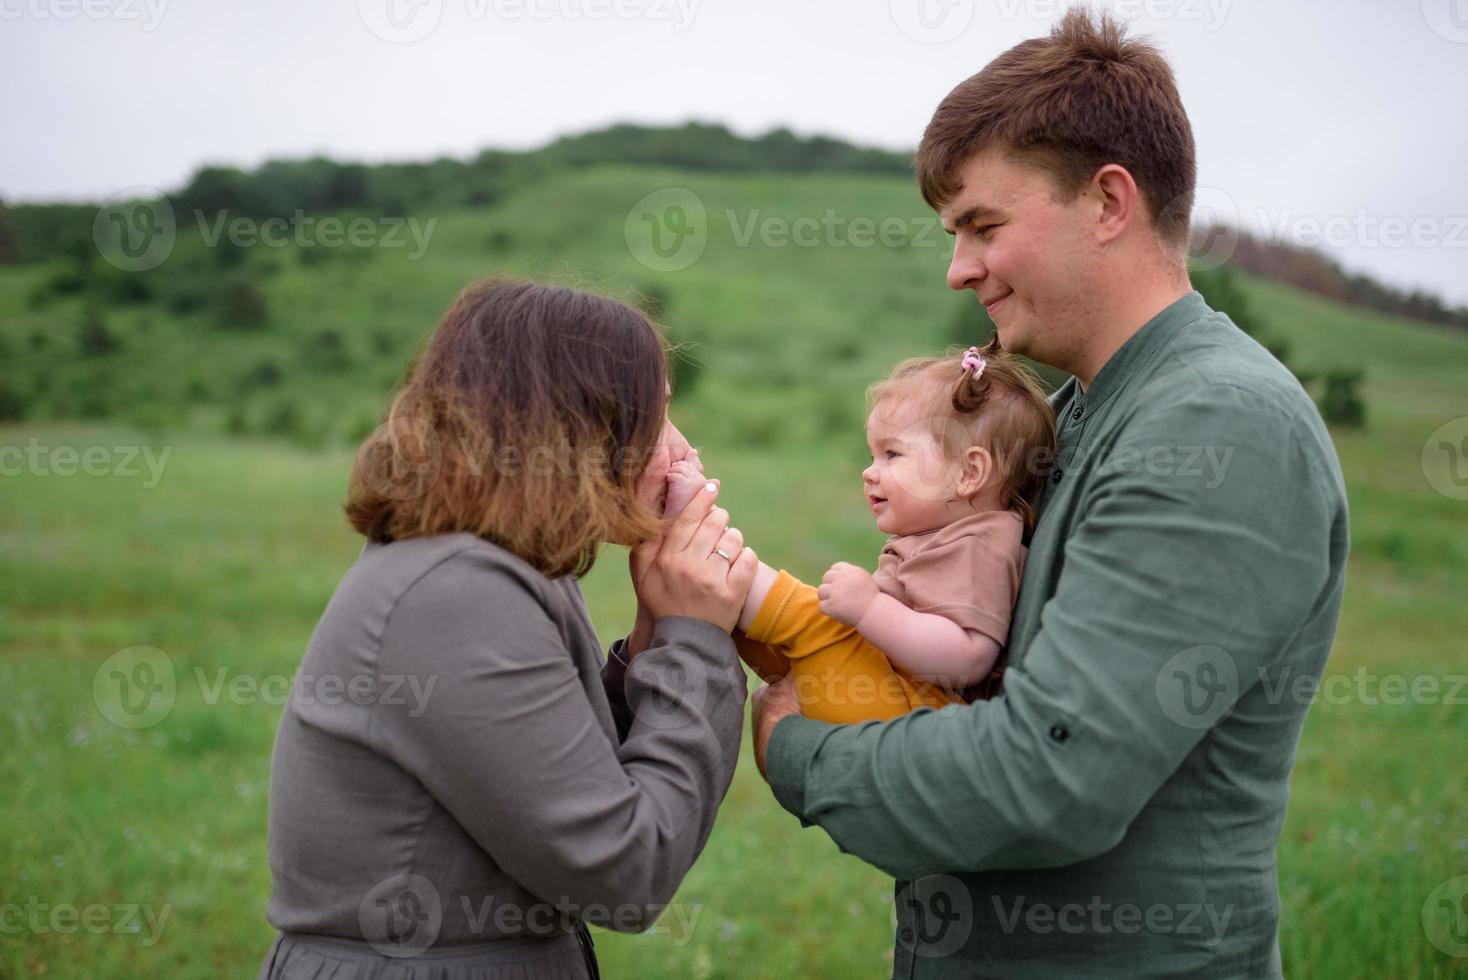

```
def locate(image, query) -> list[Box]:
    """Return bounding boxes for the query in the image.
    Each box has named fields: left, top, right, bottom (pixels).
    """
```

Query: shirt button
left=1049, top=724, right=1070, bottom=742
left=900, top=927, right=916, bottom=944
left=1051, top=468, right=1063, bottom=484
left=1071, top=405, right=1083, bottom=421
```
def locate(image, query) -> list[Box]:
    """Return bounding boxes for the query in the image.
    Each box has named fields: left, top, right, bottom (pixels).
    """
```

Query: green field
left=2, top=167, right=1467, bottom=978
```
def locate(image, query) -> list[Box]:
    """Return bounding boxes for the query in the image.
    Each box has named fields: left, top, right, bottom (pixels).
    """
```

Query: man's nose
left=947, top=237, right=987, bottom=292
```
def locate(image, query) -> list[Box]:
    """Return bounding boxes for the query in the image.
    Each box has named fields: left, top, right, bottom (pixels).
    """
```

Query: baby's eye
left=885, top=450, right=901, bottom=460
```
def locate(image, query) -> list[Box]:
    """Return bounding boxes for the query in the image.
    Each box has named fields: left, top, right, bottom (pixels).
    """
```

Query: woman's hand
left=631, top=480, right=757, bottom=633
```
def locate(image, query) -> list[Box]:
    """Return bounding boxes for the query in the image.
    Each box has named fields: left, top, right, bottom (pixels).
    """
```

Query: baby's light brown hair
left=867, top=339, right=1057, bottom=535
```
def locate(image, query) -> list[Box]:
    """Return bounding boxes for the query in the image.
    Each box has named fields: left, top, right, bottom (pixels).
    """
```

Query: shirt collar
left=1079, top=290, right=1210, bottom=409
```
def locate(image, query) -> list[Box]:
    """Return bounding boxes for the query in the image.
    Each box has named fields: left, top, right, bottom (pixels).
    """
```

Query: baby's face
left=861, top=403, right=964, bottom=536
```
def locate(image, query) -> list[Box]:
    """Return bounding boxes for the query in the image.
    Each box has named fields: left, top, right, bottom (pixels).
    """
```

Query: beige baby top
left=872, top=509, right=1027, bottom=644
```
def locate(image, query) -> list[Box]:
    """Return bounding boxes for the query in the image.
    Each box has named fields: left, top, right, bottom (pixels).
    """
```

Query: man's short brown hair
left=345, top=278, right=670, bottom=578
left=915, top=7, right=1197, bottom=248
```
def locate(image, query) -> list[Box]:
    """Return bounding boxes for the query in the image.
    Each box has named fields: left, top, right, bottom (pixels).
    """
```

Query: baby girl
left=664, top=345, right=1057, bottom=723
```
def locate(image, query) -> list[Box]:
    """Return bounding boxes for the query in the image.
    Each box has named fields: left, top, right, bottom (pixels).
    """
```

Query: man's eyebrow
left=943, top=204, right=1003, bottom=236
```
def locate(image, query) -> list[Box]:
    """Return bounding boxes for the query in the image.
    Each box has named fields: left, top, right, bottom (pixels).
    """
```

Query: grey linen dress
left=258, top=531, right=746, bottom=979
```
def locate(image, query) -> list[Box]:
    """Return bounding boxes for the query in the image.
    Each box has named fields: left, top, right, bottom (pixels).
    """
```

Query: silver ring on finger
left=713, top=548, right=734, bottom=563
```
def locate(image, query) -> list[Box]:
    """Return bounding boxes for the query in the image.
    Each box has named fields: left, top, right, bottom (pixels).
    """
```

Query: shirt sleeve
left=602, top=638, right=635, bottom=743
left=370, top=549, right=747, bottom=926
left=764, top=382, right=1343, bottom=880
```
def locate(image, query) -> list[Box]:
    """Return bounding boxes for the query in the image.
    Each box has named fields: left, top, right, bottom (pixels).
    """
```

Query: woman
left=257, top=279, right=757, bottom=978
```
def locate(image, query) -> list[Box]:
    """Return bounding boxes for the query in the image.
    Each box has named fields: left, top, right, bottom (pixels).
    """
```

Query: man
left=751, top=9, right=1349, bottom=978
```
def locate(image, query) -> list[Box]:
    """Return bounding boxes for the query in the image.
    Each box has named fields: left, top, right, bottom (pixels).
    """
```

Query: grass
left=2, top=166, right=1467, bottom=977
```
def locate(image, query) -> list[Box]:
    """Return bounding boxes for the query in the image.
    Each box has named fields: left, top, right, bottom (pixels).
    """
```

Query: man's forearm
left=856, top=593, right=999, bottom=688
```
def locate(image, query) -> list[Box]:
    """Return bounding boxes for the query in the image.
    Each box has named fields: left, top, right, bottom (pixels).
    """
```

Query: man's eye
left=974, top=224, right=999, bottom=239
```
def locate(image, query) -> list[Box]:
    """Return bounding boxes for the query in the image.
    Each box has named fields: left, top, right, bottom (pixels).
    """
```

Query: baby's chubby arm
left=818, top=562, right=1000, bottom=689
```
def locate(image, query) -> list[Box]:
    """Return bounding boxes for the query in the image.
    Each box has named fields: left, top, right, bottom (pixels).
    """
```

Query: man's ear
left=1091, top=163, right=1139, bottom=246
left=956, top=445, right=994, bottom=499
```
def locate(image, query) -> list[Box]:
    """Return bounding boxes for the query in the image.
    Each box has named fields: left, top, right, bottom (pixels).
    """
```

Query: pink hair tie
left=961, top=346, right=988, bottom=380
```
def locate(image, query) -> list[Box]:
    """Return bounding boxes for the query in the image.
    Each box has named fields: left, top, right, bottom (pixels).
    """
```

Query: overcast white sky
left=3, top=0, right=1465, bottom=304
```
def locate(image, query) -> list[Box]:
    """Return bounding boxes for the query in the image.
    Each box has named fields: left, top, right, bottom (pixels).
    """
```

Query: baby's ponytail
left=951, top=337, right=1003, bottom=416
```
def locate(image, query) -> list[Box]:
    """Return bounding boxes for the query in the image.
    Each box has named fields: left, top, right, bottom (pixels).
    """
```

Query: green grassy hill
left=2, top=167, right=1466, bottom=978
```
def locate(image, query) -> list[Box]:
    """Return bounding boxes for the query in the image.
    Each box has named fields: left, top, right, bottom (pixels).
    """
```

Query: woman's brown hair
left=867, top=340, right=1057, bottom=535
left=345, top=278, right=669, bottom=578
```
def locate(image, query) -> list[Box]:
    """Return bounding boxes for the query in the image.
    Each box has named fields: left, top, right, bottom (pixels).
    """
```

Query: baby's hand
left=817, top=562, right=880, bottom=627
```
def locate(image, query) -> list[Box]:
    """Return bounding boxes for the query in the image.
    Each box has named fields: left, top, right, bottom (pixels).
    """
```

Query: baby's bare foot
left=663, top=449, right=706, bottom=519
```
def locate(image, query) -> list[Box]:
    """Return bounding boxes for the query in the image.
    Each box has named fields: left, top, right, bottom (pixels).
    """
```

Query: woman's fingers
left=662, top=479, right=719, bottom=554
left=686, top=504, right=730, bottom=559
left=726, top=546, right=758, bottom=596
left=713, top=527, right=744, bottom=562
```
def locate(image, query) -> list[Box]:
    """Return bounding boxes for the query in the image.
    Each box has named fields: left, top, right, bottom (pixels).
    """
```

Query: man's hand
left=752, top=674, right=802, bottom=781
left=817, top=561, right=879, bottom=627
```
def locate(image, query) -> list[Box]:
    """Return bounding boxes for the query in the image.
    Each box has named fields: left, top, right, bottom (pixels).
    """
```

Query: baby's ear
left=957, top=445, right=994, bottom=498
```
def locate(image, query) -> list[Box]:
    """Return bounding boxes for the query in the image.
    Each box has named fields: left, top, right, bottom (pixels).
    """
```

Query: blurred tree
left=216, top=278, right=268, bottom=330
left=76, top=306, right=119, bottom=357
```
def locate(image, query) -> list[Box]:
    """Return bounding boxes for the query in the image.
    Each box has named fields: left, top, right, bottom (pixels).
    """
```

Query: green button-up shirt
left=766, top=291, right=1349, bottom=978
